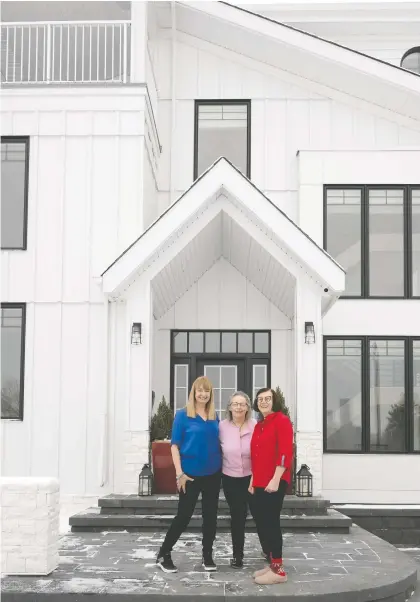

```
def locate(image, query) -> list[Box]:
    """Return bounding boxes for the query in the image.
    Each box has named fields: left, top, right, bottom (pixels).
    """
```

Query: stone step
left=98, top=493, right=330, bottom=516
left=70, top=507, right=351, bottom=533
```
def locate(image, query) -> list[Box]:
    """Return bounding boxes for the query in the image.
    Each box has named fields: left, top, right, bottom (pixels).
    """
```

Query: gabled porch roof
left=101, top=159, right=345, bottom=316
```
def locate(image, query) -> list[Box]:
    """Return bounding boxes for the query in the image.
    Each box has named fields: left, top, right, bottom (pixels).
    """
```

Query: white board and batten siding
left=154, top=33, right=420, bottom=219
left=1, top=89, right=156, bottom=495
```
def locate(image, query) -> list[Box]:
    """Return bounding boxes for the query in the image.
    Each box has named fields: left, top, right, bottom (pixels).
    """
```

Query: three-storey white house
left=1, top=1, right=420, bottom=511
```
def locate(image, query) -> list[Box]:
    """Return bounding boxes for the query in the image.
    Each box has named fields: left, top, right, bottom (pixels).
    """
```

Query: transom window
left=1, top=137, right=30, bottom=250
left=324, top=185, right=420, bottom=298
left=1, top=304, right=26, bottom=420
left=324, top=337, right=420, bottom=454
left=172, top=330, right=269, bottom=354
left=194, top=101, right=250, bottom=180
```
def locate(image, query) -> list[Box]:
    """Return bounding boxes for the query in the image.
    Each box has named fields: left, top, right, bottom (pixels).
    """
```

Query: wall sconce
left=131, top=322, right=142, bottom=345
left=304, top=321, right=315, bottom=344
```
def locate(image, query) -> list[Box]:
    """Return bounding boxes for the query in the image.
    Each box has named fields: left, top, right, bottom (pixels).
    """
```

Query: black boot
left=156, top=551, right=178, bottom=573
left=230, top=556, right=244, bottom=569
left=202, top=552, right=217, bottom=571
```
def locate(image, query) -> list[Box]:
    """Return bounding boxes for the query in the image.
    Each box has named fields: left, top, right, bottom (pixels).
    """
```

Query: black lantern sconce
left=296, top=464, right=313, bottom=497
left=131, top=322, right=142, bottom=345
left=138, top=464, right=153, bottom=496
left=304, top=321, right=315, bottom=344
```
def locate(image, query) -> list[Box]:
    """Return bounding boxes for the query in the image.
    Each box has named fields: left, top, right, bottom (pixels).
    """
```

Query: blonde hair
left=186, top=376, right=216, bottom=420
left=225, top=391, right=252, bottom=422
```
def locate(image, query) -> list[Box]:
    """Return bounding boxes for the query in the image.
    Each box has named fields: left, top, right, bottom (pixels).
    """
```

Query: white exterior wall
left=0, top=88, right=157, bottom=496
left=153, top=259, right=294, bottom=415
left=154, top=32, right=420, bottom=221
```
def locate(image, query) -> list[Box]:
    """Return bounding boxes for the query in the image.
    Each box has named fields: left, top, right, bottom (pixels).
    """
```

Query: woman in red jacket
left=249, top=387, right=293, bottom=585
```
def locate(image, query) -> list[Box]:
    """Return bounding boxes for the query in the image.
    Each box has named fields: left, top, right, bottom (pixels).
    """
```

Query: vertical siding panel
left=245, top=281, right=270, bottom=327
left=265, top=100, right=286, bottom=192
left=285, top=100, right=310, bottom=191
left=174, top=100, right=194, bottom=193
left=220, top=60, right=243, bottom=98
left=219, top=261, right=246, bottom=329
left=353, top=110, right=376, bottom=147
left=398, top=127, right=420, bottom=145
left=85, top=303, right=107, bottom=494
left=250, top=100, right=265, bottom=190
left=34, top=137, right=64, bottom=301
left=91, top=136, right=119, bottom=276
left=331, top=102, right=354, bottom=147
left=197, top=51, right=220, bottom=98
left=157, top=101, right=171, bottom=192
left=309, top=101, right=331, bottom=149
left=1, top=253, right=10, bottom=301
left=119, top=137, right=144, bottom=250
left=63, top=138, right=90, bottom=302
left=59, top=304, right=89, bottom=493
left=176, top=42, right=198, bottom=99
left=31, top=303, right=61, bottom=477
left=175, top=285, right=198, bottom=329
left=197, top=266, right=220, bottom=329
left=375, top=117, right=399, bottom=146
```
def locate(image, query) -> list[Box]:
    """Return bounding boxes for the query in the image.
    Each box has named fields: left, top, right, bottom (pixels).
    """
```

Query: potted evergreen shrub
left=150, top=396, right=176, bottom=494
left=275, top=386, right=296, bottom=495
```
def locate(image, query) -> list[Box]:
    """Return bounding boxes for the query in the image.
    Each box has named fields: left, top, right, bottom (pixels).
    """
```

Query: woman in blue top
left=156, top=376, right=222, bottom=574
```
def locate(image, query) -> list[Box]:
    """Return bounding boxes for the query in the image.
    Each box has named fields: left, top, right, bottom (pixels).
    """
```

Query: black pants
left=252, top=480, right=288, bottom=559
left=159, top=472, right=221, bottom=556
left=222, top=473, right=258, bottom=559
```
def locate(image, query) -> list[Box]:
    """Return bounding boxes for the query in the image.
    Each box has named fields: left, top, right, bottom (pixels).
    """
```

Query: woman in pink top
left=219, top=391, right=256, bottom=568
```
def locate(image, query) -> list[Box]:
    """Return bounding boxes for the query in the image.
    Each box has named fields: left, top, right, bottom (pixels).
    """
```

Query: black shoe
left=156, top=552, right=178, bottom=573
left=230, top=557, right=244, bottom=569
left=202, top=553, right=217, bottom=571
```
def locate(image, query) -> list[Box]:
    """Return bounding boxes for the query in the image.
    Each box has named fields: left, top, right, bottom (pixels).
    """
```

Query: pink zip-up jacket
left=219, top=418, right=256, bottom=478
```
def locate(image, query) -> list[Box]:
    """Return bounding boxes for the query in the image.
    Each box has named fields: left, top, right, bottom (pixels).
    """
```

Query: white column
left=130, top=1, right=148, bottom=83
left=123, top=277, right=153, bottom=492
left=294, top=280, right=323, bottom=496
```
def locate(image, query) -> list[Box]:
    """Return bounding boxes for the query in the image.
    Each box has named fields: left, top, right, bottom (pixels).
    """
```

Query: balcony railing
left=1, top=21, right=131, bottom=84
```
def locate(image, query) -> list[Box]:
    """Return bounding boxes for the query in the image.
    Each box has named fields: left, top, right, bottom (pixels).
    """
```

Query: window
left=324, top=186, right=420, bottom=298
left=1, top=304, right=26, bottom=420
left=324, top=337, right=420, bottom=454
left=171, top=331, right=270, bottom=355
left=174, top=364, right=189, bottom=413
left=194, top=101, right=250, bottom=180
left=1, top=137, right=29, bottom=250
left=401, top=47, right=420, bottom=74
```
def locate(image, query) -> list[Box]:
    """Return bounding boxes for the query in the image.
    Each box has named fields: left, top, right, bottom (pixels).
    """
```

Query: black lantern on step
left=296, top=464, right=313, bottom=497
left=138, top=464, right=153, bottom=496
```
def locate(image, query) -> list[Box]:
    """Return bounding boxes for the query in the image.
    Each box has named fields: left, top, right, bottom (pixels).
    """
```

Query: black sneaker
left=230, top=557, right=244, bottom=569
left=156, top=552, right=178, bottom=573
left=202, top=553, right=217, bottom=571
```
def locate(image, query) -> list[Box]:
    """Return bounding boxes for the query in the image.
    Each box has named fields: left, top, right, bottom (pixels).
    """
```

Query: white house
left=1, top=1, right=420, bottom=511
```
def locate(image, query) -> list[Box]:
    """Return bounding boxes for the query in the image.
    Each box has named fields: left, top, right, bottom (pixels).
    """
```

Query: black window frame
left=323, top=335, right=420, bottom=454
left=1, top=136, right=30, bottom=251
left=324, top=184, right=420, bottom=299
left=170, top=329, right=270, bottom=411
left=193, top=100, right=251, bottom=181
left=1, top=302, right=27, bottom=421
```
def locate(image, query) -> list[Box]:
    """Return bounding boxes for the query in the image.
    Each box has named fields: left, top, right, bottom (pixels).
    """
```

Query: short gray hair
left=225, top=391, right=252, bottom=422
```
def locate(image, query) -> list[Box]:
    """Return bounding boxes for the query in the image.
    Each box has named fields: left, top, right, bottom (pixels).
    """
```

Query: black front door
left=196, top=358, right=245, bottom=416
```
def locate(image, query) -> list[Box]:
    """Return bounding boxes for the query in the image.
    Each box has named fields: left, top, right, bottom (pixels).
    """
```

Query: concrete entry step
left=98, top=493, right=331, bottom=516
left=1, top=527, right=417, bottom=601
left=70, top=507, right=351, bottom=533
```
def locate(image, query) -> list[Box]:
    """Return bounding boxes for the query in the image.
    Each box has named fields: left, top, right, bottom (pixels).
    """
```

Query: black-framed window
left=1, top=304, right=26, bottom=420
left=193, top=100, right=251, bottom=180
left=1, top=137, right=30, bottom=250
left=324, top=336, right=420, bottom=454
left=324, top=185, right=420, bottom=298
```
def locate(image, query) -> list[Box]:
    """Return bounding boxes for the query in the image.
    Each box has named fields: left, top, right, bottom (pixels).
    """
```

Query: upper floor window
left=1, top=137, right=29, bottom=250
left=1, top=304, right=26, bottom=420
left=324, top=337, right=420, bottom=454
left=194, top=101, right=250, bottom=180
left=401, top=47, right=420, bottom=75
left=324, top=185, right=420, bottom=298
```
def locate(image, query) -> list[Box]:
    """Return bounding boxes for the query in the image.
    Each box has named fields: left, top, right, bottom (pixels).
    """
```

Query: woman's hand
left=177, top=473, right=194, bottom=494
left=265, top=477, right=280, bottom=493
left=248, top=481, right=255, bottom=495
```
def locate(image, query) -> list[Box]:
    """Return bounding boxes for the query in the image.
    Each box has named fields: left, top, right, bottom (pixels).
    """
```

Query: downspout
left=170, top=0, right=177, bottom=205
left=99, top=297, right=112, bottom=487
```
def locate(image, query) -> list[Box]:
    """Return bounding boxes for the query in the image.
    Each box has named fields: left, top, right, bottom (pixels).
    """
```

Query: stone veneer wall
left=122, top=430, right=150, bottom=493
left=1, top=477, right=60, bottom=575
left=295, top=431, right=323, bottom=497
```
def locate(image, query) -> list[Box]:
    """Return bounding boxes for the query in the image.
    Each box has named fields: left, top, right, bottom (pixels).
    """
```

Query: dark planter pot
left=151, top=440, right=177, bottom=494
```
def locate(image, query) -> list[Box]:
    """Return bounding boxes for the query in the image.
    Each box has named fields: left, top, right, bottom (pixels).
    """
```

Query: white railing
left=1, top=21, right=131, bottom=84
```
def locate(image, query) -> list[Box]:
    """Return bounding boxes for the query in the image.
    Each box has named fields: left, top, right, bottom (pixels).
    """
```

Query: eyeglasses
left=230, top=402, right=248, bottom=408
left=257, top=395, right=272, bottom=403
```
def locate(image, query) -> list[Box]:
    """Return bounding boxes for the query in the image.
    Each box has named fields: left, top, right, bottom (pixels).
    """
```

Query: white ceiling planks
left=151, top=211, right=296, bottom=320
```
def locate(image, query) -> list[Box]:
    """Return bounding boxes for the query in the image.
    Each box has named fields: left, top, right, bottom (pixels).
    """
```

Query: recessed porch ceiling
left=151, top=211, right=296, bottom=320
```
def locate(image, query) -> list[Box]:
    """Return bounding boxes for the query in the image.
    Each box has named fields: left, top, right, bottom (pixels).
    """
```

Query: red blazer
left=250, top=412, right=294, bottom=487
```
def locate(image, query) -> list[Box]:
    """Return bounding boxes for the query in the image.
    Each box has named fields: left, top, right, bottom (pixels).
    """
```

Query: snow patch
left=128, top=549, right=156, bottom=559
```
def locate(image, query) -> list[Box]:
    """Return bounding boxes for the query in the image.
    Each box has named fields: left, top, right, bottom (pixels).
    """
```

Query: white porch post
left=123, top=278, right=153, bottom=493
left=294, top=280, right=323, bottom=497
left=130, top=1, right=148, bottom=83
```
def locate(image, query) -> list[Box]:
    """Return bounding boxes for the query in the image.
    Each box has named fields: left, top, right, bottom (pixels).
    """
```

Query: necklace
left=233, top=420, right=245, bottom=429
